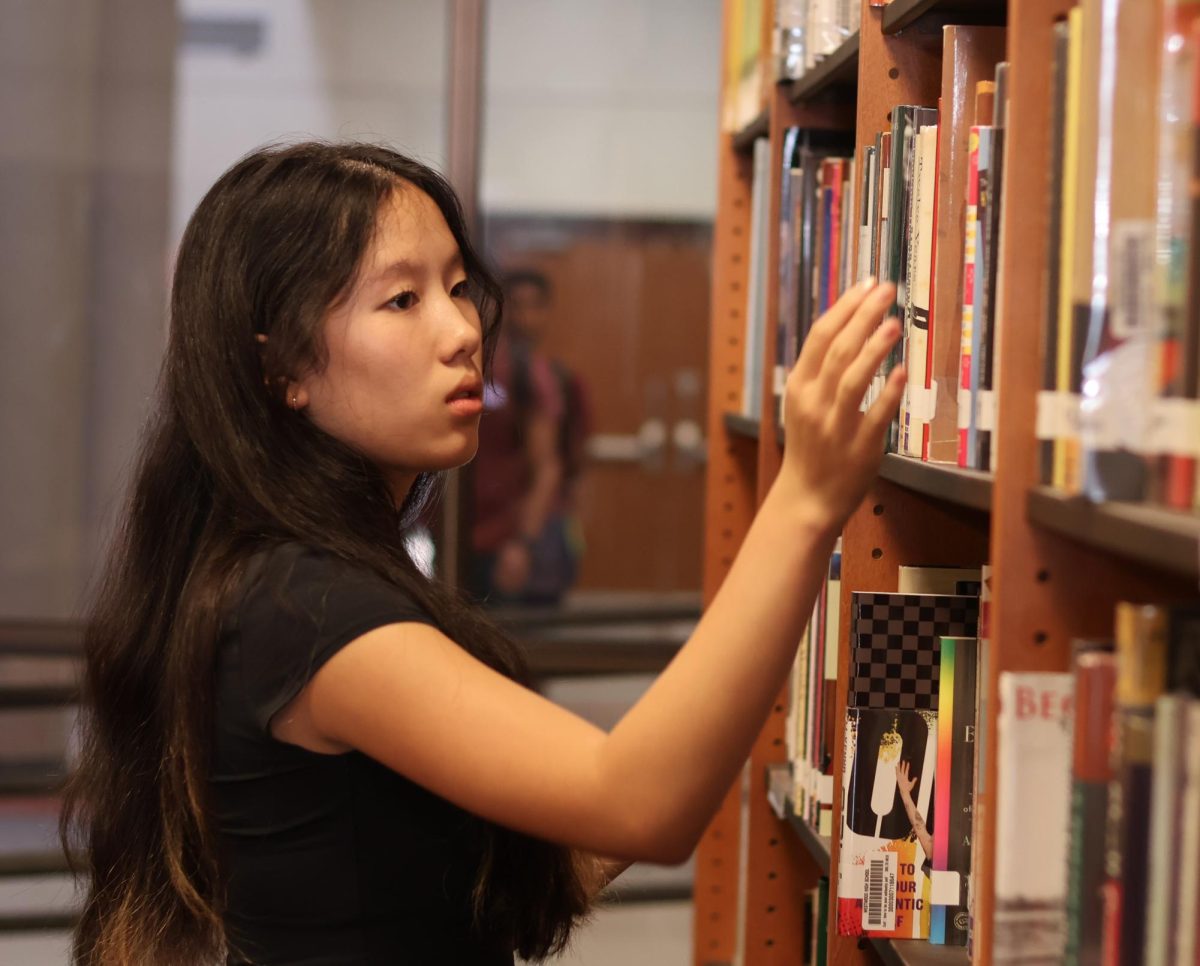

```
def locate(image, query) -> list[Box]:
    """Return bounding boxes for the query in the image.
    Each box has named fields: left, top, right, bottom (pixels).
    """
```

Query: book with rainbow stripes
left=930, top=636, right=979, bottom=945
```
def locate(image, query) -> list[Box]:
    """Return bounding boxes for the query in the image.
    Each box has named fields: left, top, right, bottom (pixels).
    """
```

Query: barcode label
left=863, top=851, right=898, bottom=932
left=1110, top=220, right=1154, bottom=340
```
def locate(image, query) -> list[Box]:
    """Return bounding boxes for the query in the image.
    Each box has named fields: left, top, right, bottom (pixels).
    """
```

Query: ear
left=285, top=379, right=310, bottom=411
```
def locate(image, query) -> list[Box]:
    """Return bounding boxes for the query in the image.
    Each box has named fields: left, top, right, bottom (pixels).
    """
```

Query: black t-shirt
left=211, top=542, right=514, bottom=965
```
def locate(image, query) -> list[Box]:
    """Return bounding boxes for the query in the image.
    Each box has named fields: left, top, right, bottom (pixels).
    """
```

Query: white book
left=992, top=671, right=1074, bottom=964
left=901, top=124, right=938, bottom=458
left=742, top=138, right=771, bottom=419
left=1145, top=694, right=1187, bottom=966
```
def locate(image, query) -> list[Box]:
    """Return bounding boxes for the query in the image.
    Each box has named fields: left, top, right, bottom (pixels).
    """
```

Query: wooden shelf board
left=1027, top=486, right=1200, bottom=580
left=722, top=410, right=762, bottom=441
left=879, top=454, right=994, bottom=512
left=881, top=0, right=1008, bottom=35
left=732, top=107, right=770, bottom=154
left=869, top=938, right=971, bottom=966
left=786, top=32, right=860, bottom=104
left=766, top=764, right=833, bottom=874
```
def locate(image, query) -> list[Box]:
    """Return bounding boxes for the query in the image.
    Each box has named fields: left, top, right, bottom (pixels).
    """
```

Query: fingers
left=835, top=316, right=901, bottom=411
left=793, top=278, right=883, bottom=383
left=817, top=282, right=897, bottom=398
left=863, top=365, right=906, bottom=436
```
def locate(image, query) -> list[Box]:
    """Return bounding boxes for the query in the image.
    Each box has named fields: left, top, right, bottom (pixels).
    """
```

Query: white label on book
left=1110, top=220, right=1156, bottom=340
left=1147, top=398, right=1200, bottom=458
left=817, top=773, right=834, bottom=805
left=907, top=383, right=938, bottom=423
left=1035, top=390, right=1058, bottom=441
left=863, top=851, right=898, bottom=932
left=975, top=389, right=997, bottom=432
left=958, top=385, right=972, bottom=431
left=929, top=870, right=962, bottom=906
left=1080, top=340, right=1154, bottom=453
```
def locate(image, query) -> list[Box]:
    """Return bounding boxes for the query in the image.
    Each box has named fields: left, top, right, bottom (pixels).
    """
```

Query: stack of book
left=1037, top=3, right=1200, bottom=510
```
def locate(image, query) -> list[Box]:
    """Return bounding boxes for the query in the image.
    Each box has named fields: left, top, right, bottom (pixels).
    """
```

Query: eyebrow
left=368, top=251, right=465, bottom=287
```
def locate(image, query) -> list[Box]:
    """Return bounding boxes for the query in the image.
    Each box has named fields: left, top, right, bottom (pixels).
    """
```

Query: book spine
left=992, top=672, right=1075, bottom=963
left=1144, top=695, right=1186, bottom=966
left=959, top=129, right=981, bottom=468
left=1065, top=651, right=1118, bottom=966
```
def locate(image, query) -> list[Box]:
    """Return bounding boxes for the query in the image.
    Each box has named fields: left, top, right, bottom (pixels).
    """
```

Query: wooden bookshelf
left=722, top=411, right=762, bottom=441
left=879, top=455, right=994, bottom=513
left=881, top=0, right=1007, bottom=35
left=698, top=0, right=1200, bottom=964
left=787, top=31, right=861, bottom=103
left=733, top=106, right=771, bottom=154
left=1026, top=487, right=1200, bottom=580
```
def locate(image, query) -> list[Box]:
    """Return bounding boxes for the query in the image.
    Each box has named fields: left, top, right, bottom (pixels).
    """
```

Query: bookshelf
left=786, top=32, right=861, bottom=104
left=697, top=0, right=1200, bottom=964
left=881, top=0, right=1007, bottom=35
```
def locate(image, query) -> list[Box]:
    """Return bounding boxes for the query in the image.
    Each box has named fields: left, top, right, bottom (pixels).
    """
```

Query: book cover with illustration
left=837, top=592, right=979, bottom=938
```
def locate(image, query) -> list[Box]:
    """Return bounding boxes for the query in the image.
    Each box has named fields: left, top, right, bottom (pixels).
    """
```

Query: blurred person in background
left=470, top=269, right=591, bottom=605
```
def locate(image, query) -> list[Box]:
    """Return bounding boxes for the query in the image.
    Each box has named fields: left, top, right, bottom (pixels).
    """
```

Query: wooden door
left=483, top=216, right=711, bottom=592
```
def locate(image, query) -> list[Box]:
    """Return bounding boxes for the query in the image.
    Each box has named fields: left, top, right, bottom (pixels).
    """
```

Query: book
left=1064, top=646, right=1117, bottom=966
left=837, top=592, right=979, bottom=938
left=1175, top=700, right=1200, bottom=965
left=930, top=636, right=979, bottom=946
left=992, top=672, right=1075, bottom=964
left=928, top=26, right=1007, bottom=464
left=884, top=105, right=939, bottom=452
left=1158, top=13, right=1200, bottom=509
left=1101, top=603, right=1169, bottom=966
left=900, top=123, right=938, bottom=458
left=1079, top=0, right=1163, bottom=502
left=1058, top=0, right=1103, bottom=493
left=959, top=125, right=981, bottom=468
left=742, top=137, right=771, bottom=420
left=1039, top=21, right=1072, bottom=485
left=897, top=566, right=983, bottom=596
left=966, top=125, right=996, bottom=471
left=1145, top=693, right=1188, bottom=966
left=976, top=61, right=1009, bottom=473
left=968, top=565, right=994, bottom=955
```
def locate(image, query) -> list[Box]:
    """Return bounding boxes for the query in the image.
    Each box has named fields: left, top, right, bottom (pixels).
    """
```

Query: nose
left=439, top=293, right=482, bottom=363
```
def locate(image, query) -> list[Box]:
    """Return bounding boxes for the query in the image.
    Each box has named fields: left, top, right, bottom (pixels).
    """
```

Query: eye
left=386, top=290, right=418, bottom=311
left=450, top=279, right=471, bottom=299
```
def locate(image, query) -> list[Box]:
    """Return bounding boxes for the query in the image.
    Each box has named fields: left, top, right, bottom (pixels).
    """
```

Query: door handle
left=586, top=418, right=669, bottom=467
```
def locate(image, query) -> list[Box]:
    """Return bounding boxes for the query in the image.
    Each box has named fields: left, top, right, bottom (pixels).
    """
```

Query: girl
left=61, top=142, right=904, bottom=965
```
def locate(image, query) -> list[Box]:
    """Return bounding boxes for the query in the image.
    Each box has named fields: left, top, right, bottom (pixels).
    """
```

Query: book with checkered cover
left=837, top=592, right=979, bottom=939
left=849, top=592, right=979, bottom=712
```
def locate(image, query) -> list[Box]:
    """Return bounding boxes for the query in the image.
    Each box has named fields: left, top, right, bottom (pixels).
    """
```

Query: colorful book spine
left=959, top=129, right=981, bottom=468
left=930, top=636, right=979, bottom=946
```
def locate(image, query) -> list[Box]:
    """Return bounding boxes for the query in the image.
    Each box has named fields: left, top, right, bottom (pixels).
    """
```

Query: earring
left=289, top=392, right=298, bottom=410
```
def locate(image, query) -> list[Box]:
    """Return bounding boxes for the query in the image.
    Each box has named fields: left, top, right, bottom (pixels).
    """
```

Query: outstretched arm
left=287, top=281, right=905, bottom=863
left=896, top=760, right=933, bottom=859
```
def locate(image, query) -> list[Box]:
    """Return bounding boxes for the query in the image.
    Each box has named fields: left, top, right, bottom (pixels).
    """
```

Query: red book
left=958, top=130, right=981, bottom=467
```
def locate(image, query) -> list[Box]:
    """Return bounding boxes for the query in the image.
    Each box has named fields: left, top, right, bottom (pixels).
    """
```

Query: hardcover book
left=837, top=592, right=978, bottom=938
left=930, top=636, right=979, bottom=946
left=992, top=672, right=1075, bottom=964
left=1064, top=646, right=1116, bottom=966
left=928, top=26, right=1006, bottom=464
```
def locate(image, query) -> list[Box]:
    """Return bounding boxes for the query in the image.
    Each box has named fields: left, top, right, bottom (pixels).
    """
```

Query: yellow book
left=1055, top=2, right=1101, bottom=492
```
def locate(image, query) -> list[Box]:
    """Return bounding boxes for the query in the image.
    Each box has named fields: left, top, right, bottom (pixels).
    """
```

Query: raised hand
left=777, top=279, right=905, bottom=532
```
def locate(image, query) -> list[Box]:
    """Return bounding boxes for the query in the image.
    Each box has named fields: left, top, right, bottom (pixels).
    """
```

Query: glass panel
left=472, top=0, right=721, bottom=605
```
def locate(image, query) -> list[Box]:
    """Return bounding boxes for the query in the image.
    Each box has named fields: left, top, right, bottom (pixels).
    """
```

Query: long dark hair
left=60, top=142, right=590, bottom=965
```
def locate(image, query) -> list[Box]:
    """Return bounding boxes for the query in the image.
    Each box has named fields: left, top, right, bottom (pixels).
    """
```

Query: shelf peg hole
left=873, top=503, right=885, bottom=516
left=888, top=67, right=900, bottom=79
left=1036, top=568, right=1050, bottom=583
left=871, top=547, right=884, bottom=560
left=767, top=905, right=776, bottom=914
left=768, top=837, right=779, bottom=847
left=1034, top=631, right=1048, bottom=646
left=767, top=870, right=778, bottom=880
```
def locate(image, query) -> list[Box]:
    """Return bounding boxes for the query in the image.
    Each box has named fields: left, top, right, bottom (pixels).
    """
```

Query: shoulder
left=234, top=541, right=436, bottom=644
